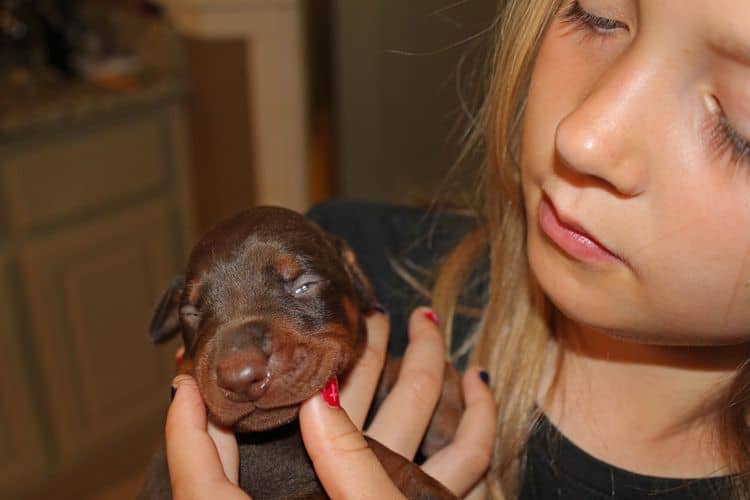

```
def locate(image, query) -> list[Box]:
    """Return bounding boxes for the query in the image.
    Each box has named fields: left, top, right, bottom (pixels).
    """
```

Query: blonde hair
left=430, top=0, right=750, bottom=498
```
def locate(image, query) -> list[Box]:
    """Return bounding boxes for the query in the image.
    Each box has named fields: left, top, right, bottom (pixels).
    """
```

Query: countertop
left=0, top=70, right=185, bottom=141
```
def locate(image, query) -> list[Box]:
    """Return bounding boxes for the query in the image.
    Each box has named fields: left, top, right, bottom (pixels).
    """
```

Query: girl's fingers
left=166, top=375, right=222, bottom=483
left=339, top=312, right=390, bottom=429
left=465, top=482, right=488, bottom=500
left=165, top=375, right=249, bottom=499
left=208, top=421, right=240, bottom=484
left=366, top=307, right=445, bottom=458
left=298, top=390, right=406, bottom=500
left=421, top=367, right=496, bottom=497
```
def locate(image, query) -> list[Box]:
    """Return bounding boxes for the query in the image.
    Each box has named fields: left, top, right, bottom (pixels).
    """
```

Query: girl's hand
left=166, top=375, right=249, bottom=499
left=299, top=308, right=497, bottom=498
left=165, top=308, right=496, bottom=499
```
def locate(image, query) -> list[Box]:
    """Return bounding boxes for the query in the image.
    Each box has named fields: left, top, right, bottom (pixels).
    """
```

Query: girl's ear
left=332, top=236, right=380, bottom=313
left=149, top=274, right=186, bottom=344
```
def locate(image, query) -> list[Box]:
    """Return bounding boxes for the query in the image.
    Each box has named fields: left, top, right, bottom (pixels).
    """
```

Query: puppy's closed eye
left=287, top=274, right=326, bottom=296
left=180, top=304, right=201, bottom=329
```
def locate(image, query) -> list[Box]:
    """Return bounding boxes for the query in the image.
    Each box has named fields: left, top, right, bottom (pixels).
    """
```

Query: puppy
left=138, top=206, right=458, bottom=500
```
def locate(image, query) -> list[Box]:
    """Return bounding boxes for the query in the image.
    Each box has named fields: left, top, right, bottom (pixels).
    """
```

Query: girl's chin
left=553, top=308, right=750, bottom=349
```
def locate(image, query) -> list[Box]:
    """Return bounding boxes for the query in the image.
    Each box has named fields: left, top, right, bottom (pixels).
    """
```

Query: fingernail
left=321, top=377, right=340, bottom=408
left=374, top=303, right=388, bottom=315
left=479, top=370, right=490, bottom=385
left=170, top=385, right=177, bottom=401
left=424, top=308, right=439, bottom=325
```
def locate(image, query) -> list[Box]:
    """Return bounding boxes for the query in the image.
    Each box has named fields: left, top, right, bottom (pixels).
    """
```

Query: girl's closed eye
left=704, top=94, right=750, bottom=170
left=559, top=0, right=629, bottom=38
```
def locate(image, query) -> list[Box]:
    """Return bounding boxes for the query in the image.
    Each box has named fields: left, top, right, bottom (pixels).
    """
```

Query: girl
left=166, top=0, right=750, bottom=498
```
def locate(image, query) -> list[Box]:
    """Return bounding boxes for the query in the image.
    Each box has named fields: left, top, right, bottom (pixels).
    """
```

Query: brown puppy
left=138, top=206, right=458, bottom=500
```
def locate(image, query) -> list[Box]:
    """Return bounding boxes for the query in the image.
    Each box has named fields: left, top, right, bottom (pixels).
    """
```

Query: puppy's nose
left=216, top=347, right=269, bottom=400
left=215, top=321, right=271, bottom=401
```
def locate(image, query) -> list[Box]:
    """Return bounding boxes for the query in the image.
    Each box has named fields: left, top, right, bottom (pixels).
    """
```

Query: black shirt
left=306, top=200, right=734, bottom=500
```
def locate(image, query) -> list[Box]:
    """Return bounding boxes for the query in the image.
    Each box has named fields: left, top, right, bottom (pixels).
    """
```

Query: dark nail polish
left=170, top=386, right=176, bottom=401
left=374, top=303, right=388, bottom=315
left=479, top=371, right=490, bottom=385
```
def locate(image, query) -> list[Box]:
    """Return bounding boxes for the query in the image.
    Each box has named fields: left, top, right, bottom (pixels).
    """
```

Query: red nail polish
left=321, top=377, right=340, bottom=408
left=424, top=309, right=439, bottom=325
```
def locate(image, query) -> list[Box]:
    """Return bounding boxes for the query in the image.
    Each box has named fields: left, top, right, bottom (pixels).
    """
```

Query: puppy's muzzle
left=215, top=320, right=272, bottom=402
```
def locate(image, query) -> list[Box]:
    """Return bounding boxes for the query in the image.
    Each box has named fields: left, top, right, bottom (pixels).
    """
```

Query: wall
left=332, top=0, right=498, bottom=206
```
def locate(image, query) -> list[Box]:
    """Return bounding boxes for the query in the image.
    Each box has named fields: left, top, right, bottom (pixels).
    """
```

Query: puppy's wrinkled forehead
left=184, top=207, right=347, bottom=315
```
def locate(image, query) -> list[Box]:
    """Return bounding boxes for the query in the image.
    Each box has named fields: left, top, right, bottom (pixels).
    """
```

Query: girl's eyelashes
left=704, top=95, right=750, bottom=170
left=559, top=0, right=628, bottom=37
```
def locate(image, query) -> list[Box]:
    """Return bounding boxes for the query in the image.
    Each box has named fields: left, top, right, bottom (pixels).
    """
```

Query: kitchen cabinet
left=0, top=83, right=194, bottom=499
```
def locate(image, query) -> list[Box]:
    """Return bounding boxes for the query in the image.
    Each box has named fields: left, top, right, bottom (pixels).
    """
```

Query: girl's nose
left=554, top=51, right=655, bottom=197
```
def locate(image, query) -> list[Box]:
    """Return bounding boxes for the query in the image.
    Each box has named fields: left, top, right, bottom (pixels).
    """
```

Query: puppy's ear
left=332, top=236, right=379, bottom=313
left=149, top=274, right=186, bottom=344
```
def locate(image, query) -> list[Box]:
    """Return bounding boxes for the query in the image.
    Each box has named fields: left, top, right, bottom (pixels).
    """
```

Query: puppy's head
left=149, top=207, right=378, bottom=432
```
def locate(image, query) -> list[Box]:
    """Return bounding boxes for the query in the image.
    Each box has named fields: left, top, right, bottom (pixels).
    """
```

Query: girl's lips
left=539, top=195, right=624, bottom=265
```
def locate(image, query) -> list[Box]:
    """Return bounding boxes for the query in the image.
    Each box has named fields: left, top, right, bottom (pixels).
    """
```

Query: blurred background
left=0, top=0, right=496, bottom=498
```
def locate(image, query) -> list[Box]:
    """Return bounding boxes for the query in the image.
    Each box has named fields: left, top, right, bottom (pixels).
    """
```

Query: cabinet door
left=0, top=252, right=47, bottom=496
left=19, top=201, right=177, bottom=467
left=2, top=112, right=168, bottom=232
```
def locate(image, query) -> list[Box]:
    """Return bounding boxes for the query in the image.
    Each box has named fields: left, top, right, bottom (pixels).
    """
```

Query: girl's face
left=522, top=0, right=750, bottom=345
